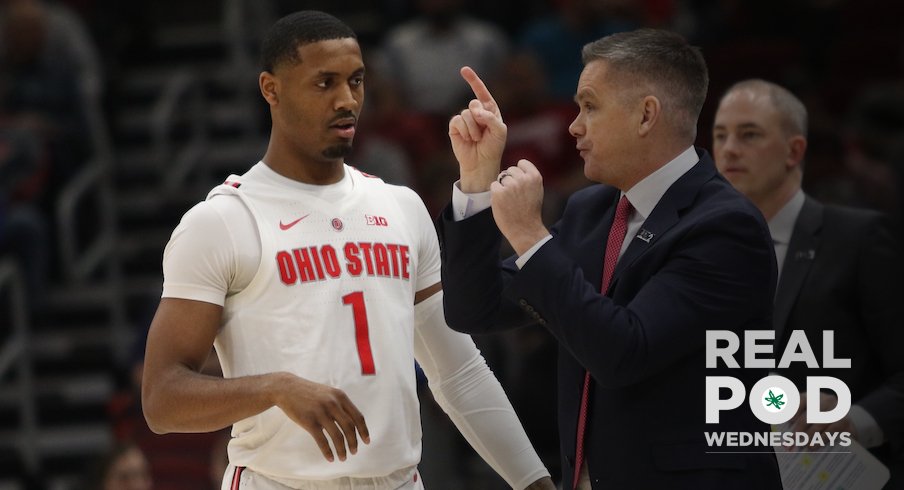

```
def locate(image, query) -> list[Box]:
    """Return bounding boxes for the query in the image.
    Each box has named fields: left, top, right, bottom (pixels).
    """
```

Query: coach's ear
left=637, top=95, right=661, bottom=137
left=260, top=71, right=279, bottom=106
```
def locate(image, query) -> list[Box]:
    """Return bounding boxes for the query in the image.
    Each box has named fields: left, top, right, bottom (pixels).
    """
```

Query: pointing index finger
left=460, top=66, right=497, bottom=110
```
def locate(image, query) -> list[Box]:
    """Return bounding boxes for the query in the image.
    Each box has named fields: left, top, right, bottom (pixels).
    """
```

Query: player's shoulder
left=180, top=190, right=248, bottom=229
left=351, top=166, right=423, bottom=204
left=179, top=199, right=213, bottom=224
left=385, top=181, right=422, bottom=203
left=386, top=183, right=429, bottom=218
left=207, top=163, right=279, bottom=196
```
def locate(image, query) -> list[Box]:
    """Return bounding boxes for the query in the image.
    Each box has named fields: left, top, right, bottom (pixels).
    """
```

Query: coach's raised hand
left=449, top=66, right=507, bottom=193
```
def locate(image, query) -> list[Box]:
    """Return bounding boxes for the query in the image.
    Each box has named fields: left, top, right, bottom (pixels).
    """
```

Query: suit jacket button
left=519, top=299, right=528, bottom=306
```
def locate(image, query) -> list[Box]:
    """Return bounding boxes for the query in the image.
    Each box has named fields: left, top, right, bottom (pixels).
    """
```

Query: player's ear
left=260, top=71, right=279, bottom=106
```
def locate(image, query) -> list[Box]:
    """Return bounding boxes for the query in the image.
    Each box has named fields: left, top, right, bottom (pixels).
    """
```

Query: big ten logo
left=705, top=330, right=851, bottom=425
left=366, top=215, right=388, bottom=226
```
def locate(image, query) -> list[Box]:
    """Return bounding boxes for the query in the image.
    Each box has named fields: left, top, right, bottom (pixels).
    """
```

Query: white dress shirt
left=767, top=189, right=805, bottom=283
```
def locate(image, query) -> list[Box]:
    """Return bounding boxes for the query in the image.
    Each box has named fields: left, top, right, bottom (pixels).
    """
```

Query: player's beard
left=323, top=142, right=353, bottom=160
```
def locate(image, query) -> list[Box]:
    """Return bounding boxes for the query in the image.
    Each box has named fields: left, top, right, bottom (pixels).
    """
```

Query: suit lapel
left=774, top=196, right=822, bottom=342
left=609, top=204, right=678, bottom=291
left=608, top=150, right=718, bottom=292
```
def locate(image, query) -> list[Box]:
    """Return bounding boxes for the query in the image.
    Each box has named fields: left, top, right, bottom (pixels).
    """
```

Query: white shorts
left=221, top=465, right=425, bottom=490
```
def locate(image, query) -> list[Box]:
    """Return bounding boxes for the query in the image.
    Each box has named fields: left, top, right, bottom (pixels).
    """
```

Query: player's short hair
left=260, top=10, right=356, bottom=72
left=722, top=79, right=808, bottom=137
left=582, top=29, right=708, bottom=140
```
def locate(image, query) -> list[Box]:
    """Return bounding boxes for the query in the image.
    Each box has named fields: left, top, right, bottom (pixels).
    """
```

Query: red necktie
left=573, top=195, right=633, bottom=488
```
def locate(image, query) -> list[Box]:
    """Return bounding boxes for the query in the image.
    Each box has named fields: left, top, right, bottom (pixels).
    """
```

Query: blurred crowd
left=1, top=0, right=902, bottom=488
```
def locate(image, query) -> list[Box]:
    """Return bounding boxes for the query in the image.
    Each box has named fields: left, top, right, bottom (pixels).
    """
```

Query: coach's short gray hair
left=582, top=29, right=709, bottom=139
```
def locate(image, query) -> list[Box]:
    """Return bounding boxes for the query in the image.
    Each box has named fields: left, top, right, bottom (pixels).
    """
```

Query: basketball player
left=140, top=10, right=554, bottom=490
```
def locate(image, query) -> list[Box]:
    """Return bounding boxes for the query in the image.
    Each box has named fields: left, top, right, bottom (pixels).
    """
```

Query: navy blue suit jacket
left=438, top=150, right=783, bottom=489
left=775, top=197, right=904, bottom=482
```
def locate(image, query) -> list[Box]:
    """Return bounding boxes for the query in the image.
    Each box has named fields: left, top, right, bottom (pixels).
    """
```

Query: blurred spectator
left=0, top=0, right=102, bottom=96
left=81, top=441, right=153, bottom=490
left=348, top=54, right=420, bottom=187
left=352, top=51, right=456, bottom=213
left=0, top=125, right=49, bottom=306
left=0, top=0, right=98, bottom=198
left=381, top=0, right=510, bottom=115
left=839, top=84, right=904, bottom=223
left=519, top=0, right=638, bottom=100
left=0, top=204, right=48, bottom=307
left=799, top=82, right=904, bottom=231
left=0, top=0, right=103, bottom=304
left=464, top=0, right=548, bottom=36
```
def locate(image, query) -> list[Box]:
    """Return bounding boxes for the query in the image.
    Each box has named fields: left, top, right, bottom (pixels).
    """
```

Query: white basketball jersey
left=210, top=165, right=439, bottom=482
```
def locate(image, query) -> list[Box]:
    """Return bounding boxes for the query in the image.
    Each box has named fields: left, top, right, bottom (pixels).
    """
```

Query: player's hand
left=448, top=66, right=507, bottom=193
left=275, top=375, right=370, bottom=462
left=524, top=476, right=556, bottom=490
left=490, top=159, right=549, bottom=255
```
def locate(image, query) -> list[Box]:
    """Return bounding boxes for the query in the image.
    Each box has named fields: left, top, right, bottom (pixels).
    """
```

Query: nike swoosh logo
left=279, top=214, right=310, bottom=230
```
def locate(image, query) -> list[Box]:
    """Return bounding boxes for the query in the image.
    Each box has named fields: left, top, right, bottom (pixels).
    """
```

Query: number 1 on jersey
left=342, top=291, right=376, bottom=375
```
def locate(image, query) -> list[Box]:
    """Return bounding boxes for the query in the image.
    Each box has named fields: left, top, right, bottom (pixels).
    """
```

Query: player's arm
left=141, top=200, right=368, bottom=462
left=142, top=297, right=285, bottom=432
left=404, top=180, right=552, bottom=488
left=413, top=284, right=554, bottom=490
left=143, top=299, right=369, bottom=463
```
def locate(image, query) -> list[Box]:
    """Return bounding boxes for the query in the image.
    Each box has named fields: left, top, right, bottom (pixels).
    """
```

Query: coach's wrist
left=460, top=166, right=500, bottom=194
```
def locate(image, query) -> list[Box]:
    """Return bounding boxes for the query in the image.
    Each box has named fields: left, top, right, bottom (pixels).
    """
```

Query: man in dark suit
left=437, top=29, right=783, bottom=489
left=713, top=78, right=904, bottom=487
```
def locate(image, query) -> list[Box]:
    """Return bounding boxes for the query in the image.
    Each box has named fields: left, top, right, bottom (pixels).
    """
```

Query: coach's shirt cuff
left=452, top=181, right=552, bottom=269
left=452, top=180, right=491, bottom=221
left=514, top=235, right=553, bottom=269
